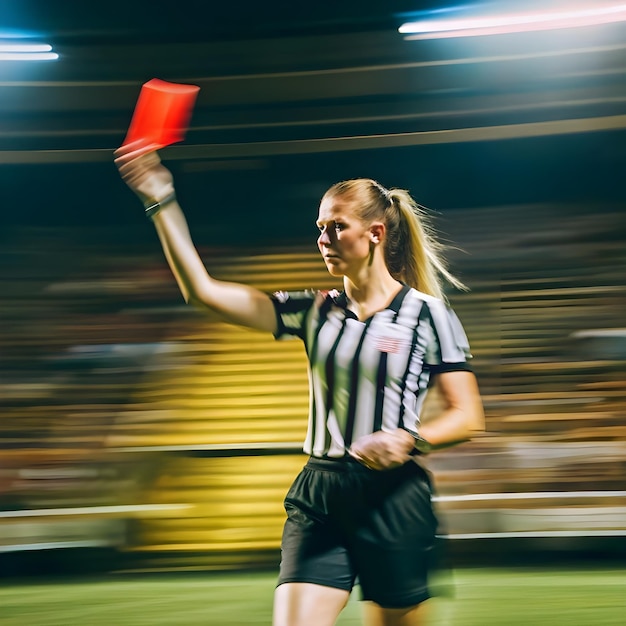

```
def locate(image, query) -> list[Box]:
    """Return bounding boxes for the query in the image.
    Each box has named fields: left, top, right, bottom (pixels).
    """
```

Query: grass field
left=0, top=566, right=624, bottom=625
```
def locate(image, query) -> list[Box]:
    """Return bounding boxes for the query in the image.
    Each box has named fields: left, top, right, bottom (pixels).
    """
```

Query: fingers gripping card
left=123, top=78, right=200, bottom=149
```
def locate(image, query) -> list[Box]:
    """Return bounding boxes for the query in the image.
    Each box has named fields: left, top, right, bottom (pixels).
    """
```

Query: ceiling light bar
left=0, top=41, right=58, bottom=61
left=399, top=3, right=626, bottom=39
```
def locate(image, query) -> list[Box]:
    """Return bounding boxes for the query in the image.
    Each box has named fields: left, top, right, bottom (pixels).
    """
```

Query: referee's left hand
left=348, top=429, right=415, bottom=470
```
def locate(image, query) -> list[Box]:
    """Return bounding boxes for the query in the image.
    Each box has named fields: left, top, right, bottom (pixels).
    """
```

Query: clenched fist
left=349, top=428, right=415, bottom=470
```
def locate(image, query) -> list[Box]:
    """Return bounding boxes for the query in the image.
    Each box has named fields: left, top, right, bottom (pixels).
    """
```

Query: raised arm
left=114, top=146, right=277, bottom=333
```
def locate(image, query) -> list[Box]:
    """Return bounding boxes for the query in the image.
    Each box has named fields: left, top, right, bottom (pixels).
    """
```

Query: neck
left=343, top=270, right=402, bottom=320
left=345, top=273, right=398, bottom=300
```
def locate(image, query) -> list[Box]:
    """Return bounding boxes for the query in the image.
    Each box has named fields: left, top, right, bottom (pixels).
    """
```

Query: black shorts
left=277, top=456, right=439, bottom=609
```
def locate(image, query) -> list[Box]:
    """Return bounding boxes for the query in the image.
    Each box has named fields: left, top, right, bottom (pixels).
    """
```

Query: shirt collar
left=331, top=283, right=410, bottom=315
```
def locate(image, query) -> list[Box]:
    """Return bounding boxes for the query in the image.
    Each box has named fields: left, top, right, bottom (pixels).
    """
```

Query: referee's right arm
left=152, top=201, right=277, bottom=333
left=115, top=148, right=278, bottom=334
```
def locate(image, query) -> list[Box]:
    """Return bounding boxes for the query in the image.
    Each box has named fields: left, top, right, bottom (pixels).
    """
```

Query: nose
left=318, top=227, right=331, bottom=246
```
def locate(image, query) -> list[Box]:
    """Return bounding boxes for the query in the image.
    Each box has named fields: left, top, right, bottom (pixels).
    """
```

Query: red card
left=122, top=78, right=200, bottom=149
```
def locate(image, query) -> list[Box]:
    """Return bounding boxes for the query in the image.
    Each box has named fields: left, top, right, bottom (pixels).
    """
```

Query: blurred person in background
left=115, top=145, right=484, bottom=626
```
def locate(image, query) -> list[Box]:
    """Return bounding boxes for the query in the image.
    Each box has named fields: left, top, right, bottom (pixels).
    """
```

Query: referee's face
left=316, top=197, right=373, bottom=279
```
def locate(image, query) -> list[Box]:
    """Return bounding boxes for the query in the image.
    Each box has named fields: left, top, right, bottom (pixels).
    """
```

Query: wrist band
left=144, top=191, right=176, bottom=219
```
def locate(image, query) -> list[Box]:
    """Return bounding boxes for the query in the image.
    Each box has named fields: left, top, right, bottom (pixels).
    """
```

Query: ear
left=369, top=222, right=385, bottom=245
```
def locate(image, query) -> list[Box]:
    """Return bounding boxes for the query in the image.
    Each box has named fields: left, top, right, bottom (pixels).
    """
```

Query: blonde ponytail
left=387, top=189, right=467, bottom=299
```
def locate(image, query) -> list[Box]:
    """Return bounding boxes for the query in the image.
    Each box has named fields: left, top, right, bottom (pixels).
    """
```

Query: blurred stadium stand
left=1, top=200, right=625, bottom=572
left=1, top=0, right=625, bottom=573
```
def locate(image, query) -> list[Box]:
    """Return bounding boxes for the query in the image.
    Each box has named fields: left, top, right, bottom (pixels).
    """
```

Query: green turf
left=0, top=567, right=624, bottom=625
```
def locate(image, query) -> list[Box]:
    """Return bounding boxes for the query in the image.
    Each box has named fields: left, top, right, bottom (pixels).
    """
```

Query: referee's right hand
left=114, top=143, right=175, bottom=207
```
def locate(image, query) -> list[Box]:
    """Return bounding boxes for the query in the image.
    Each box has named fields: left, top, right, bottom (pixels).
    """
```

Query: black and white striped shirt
left=272, top=284, right=472, bottom=458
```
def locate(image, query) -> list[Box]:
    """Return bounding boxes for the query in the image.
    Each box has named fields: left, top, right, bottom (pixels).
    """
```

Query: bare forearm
left=151, top=201, right=210, bottom=302
left=418, top=370, right=485, bottom=451
left=418, top=405, right=482, bottom=450
left=151, top=203, right=277, bottom=333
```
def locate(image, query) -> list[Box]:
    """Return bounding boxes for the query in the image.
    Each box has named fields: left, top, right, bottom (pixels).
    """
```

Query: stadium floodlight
left=0, top=42, right=58, bottom=61
left=399, top=3, right=626, bottom=39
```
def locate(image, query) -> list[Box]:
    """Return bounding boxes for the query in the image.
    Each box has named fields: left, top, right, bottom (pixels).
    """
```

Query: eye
left=334, top=222, right=345, bottom=232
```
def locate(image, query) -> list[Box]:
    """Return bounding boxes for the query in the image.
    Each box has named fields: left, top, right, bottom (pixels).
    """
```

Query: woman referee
left=115, top=146, right=484, bottom=626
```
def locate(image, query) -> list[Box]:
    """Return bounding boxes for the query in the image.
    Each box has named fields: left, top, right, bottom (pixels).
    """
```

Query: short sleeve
left=423, top=299, right=473, bottom=373
left=270, top=290, right=317, bottom=340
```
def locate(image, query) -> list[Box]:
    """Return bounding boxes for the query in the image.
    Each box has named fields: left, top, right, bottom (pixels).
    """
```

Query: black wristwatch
left=413, top=433, right=433, bottom=455
left=402, top=427, right=433, bottom=455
